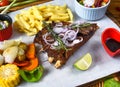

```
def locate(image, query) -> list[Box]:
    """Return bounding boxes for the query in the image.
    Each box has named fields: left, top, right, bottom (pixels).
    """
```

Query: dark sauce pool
left=106, top=39, right=120, bottom=52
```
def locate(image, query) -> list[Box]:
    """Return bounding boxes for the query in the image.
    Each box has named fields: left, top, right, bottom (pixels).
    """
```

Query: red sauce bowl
left=0, top=14, right=12, bottom=41
left=101, top=28, right=120, bottom=57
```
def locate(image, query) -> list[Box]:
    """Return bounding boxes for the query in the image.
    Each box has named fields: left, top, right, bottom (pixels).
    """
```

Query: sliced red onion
left=76, top=28, right=79, bottom=34
left=55, top=22, right=63, bottom=27
left=64, top=37, right=83, bottom=47
left=75, top=21, right=86, bottom=25
left=50, top=45, right=56, bottom=49
left=42, top=33, right=54, bottom=45
left=78, top=37, right=83, bottom=42
left=64, top=40, right=74, bottom=47
left=42, top=22, right=86, bottom=49
left=73, top=39, right=81, bottom=44
left=69, top=21, right=86, bottom=29
left=64, top=30, right=77, bottom=41
left=58, top=33, right=65, bottom=38
left=53, top=27, right=64, bottom=34
left=50, top=41, right=59, bottom=49
left=62, top=27, right=68, bottom=33
left=52, top=41, right=59, bottom=46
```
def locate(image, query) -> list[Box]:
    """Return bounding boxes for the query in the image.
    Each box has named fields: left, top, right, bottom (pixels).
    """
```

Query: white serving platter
left=4, top=0, right=120, bottom=87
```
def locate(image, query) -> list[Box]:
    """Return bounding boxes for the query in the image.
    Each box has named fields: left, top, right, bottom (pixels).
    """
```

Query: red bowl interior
left=0, top=14, right=12, bottom=41
left=101, top=28, right=120, bottom=57
left=0, top=25, right=12, bottom=41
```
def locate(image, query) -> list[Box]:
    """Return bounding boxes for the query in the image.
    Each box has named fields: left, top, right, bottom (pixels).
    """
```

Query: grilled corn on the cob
left=0, top=64, right=20, bottom=87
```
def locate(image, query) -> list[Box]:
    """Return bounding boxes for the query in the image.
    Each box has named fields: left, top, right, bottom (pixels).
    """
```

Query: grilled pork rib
left=34, top=22, right=99, bottom=68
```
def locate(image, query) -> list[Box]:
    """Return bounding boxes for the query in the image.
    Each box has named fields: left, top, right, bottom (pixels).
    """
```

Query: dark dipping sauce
left=106, top=39, right=120, bottom=52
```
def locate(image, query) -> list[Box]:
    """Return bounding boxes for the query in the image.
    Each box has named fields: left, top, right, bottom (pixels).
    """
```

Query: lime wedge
left=74, top=53, right=92, bottom=70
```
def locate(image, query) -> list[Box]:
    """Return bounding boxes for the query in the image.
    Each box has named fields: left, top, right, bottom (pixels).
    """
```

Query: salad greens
left=104, top=78, right=120, bottom=87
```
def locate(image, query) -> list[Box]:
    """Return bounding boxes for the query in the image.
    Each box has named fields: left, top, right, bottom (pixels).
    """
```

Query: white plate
left=6, top=0, right=120, bottom=87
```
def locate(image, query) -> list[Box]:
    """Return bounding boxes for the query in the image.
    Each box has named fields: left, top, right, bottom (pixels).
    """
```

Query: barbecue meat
left=34, top=22, right=99, bottom=68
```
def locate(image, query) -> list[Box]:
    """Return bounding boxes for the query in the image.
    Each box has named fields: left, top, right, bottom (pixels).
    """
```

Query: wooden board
left=106, top=0, right=120, bottom=28
left=8, top=0, right=52, bottom=12
left=7, top=0, right=120, bottom=87
left=78, top=71, right=120, bottom=87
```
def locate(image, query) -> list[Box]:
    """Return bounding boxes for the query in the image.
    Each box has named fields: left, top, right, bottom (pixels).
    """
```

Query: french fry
left=14, top=4, right=73, bottom=36
left=31, top=6, right=43, bottom=20
left=67, top=8, right=73, bottom=21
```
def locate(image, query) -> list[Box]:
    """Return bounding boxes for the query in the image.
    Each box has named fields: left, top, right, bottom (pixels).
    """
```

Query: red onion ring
left=55, top=22, right=63, bottom=27
left=42, top=33, right=54, bottom=45
left=64, top=30, right=77, bottom=41
left=64, top=37, right=83, bottom=47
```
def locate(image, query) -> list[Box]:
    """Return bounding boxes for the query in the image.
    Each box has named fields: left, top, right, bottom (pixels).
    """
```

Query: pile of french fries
left=14, top=4, right=73, bottom=36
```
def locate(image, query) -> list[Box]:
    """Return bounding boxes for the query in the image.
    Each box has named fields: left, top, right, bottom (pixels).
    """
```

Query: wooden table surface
left=7, top=0, right=120, bottom=87
left=107, top=0, right=120, bottom=28
left=8, top=0, right=52, bottom=12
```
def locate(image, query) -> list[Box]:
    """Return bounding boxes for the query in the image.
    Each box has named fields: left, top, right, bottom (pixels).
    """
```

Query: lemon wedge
left=74, top=53, right=92, bottom=70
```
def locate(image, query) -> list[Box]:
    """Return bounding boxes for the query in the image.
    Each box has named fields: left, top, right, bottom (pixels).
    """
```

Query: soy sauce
left=106, top=39, right=120, bottom=52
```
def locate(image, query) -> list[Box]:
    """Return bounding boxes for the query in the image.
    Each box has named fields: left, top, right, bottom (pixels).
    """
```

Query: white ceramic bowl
left=74, top=0, right=111, bottom=20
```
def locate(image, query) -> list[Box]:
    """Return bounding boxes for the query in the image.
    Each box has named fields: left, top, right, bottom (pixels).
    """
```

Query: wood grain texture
left=106, top=0, right=120, bottom=27
left=78, top=71, right=120, bottom=87
left=8, top=0, right=52, bottom=12
left=7, top=0, right=120, bottom=86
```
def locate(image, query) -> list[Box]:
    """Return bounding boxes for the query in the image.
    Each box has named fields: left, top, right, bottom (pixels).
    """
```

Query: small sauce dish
left=0, top=14, right=12, bottom=41
left=101, top=28, right=120, bottom=57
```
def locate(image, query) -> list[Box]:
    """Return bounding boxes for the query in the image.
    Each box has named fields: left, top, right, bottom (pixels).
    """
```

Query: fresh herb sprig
left=43, top=21, right=68, bottom=51
left=71, top=23, right=91, bottom=29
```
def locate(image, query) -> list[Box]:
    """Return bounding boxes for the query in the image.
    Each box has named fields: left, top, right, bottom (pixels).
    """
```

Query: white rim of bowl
left=75, top=0, right=111, bottom=9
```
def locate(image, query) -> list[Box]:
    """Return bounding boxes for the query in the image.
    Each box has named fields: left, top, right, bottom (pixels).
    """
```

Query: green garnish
left=43, top=21, right=68, bottom=51
left=0, top=24, right=3, bottom=30
left=79, top=0, right=84, bottom=5
left=104, top=78, right=120, bottom=87
left=71, top=23, right=91, bottom=29
left=0, top=21, right=9, bottom=30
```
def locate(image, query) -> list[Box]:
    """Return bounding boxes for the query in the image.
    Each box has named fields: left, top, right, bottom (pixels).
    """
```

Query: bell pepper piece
left=0, top=0, right=9, bottom=6
left=26, top=43, right=36, bottom=59
left=21, top=57, right=39, bottom=71
left=103, top=0, right=109, bottom=3
left=18, top=65, right=44, bottom=82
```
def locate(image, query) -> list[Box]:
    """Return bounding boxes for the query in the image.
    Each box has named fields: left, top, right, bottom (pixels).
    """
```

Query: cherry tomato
left=0, top=0, right=9, bottom=6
